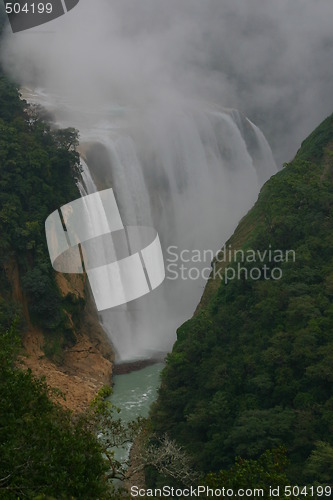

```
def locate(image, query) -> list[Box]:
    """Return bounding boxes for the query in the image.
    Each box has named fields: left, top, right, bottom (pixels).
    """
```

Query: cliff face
left=0, top=75, right=114, bottom=412
left=5, top=257, right=113, bottom=412
left=150, top=113, right=333, bottom=482
left=24, top=282, right=113, bottom=413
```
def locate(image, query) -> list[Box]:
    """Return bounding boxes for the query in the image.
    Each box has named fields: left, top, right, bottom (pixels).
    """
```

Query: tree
left=305, top=441, right=333, bottom=483
left=82, top=386, right=200, bottom=495
left=0, top=324, right=110, bottom=499
left=150, top=113, right=333, bottom=481
left=135, top=433, right=199, bottom=488
left=84, top=386, right=144, bottom=483
left=205, top=448, right=300, bottom=500
left=0, top=74, right=83, bottom=360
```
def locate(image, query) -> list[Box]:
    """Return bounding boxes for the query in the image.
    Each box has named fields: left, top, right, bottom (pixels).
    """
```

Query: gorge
left=1, top=1, right=333, bottom=495
left=22, top=87, right=277, bottom=361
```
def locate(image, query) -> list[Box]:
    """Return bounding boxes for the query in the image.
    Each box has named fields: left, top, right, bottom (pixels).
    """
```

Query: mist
left=1, top=0, right=333, bottom=359
left=1, top=0, right=333, bottom=165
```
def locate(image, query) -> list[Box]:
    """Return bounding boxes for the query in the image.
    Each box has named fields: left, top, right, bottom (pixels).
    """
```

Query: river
left=107, top=362, right=164, bottom=465
left=109, top=362, right=164, bottom=424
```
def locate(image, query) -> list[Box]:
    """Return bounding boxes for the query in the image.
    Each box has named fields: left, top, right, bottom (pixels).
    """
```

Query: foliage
left=150, top=113, right=333, bottom=482
left=0, top=324, right=110, bottom=499
left=205, top=448, right=300, bottom=499
left=0, top=327, right=158, bottom=499
left=305, top=441, right=333, bottom=484
left=86, top=385, right=145, bottom=482
left=84, top=387, right=198, bottom=496
left=294, top=114, right=333, bottom=163
left=0, top=74, right=84, bottom=356
left=0, top=68, right=159, bottom=500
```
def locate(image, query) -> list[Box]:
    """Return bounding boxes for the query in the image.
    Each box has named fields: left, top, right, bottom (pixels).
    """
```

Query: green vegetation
left=0, top=323, right=110, bottom=499
left=0, top=72, right=84, bottom=356
left=0, top=70, right=119, bottom=498
left=150, top=114, right=333, bottom=484
left=0, top=65, right=160, bottom=500
left=0, top=319, right=149, bottom=499
left=205, top=448, right=299, bottom=499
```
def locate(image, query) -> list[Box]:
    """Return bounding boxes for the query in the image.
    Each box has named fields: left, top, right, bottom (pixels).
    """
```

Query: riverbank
left=113, top=356, right=166, bottom=375
left=19, top=289, right=114, bottom=413
left=109, top=362, right=165, bottom=486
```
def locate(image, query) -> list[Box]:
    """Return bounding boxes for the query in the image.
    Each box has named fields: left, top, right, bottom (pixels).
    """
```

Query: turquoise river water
left=107, top=363, right=164, bottom=464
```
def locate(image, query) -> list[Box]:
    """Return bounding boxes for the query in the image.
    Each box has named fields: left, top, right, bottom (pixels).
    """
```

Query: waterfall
left=24, top=89, right=276, bottom=361
left=77, top=158, right=97, bottom=195
left=79, top=105, right=276, bottom=361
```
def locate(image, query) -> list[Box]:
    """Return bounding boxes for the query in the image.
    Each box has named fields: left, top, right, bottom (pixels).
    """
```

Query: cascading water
left=81, top=105, right=276, bottom=361
left=22, top=89, right=276, bottom=361
left=77, top=158, right=98, bottom=196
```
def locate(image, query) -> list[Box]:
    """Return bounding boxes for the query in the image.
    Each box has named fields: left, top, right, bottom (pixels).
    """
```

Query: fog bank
left=1, top=0, right=333, bottom=164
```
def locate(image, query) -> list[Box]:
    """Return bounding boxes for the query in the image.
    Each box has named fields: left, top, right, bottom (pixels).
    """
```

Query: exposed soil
left=20, top=322, right=113, bottom=413
left=7, top=258, right=114, bottom=413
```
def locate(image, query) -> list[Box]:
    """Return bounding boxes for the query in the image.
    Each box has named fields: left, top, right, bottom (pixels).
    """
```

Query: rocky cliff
left=0, top=74, right=114, bottom=412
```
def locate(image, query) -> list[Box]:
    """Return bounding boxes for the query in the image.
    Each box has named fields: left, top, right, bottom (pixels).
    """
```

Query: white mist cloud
left=6, top=0, right=331, bottom=358
left=1, top=0, right=333, bottom=164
